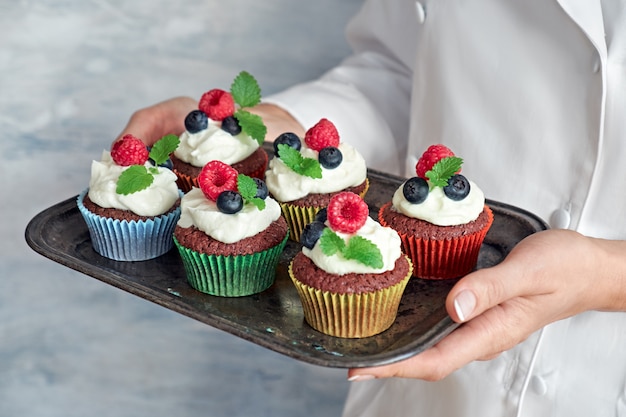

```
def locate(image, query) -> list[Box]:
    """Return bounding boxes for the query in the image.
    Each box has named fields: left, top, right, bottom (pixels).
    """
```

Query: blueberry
left=443, top=174, right=471, bottom=201
left=314, top=207, right=328, bottom=223
left=403, top=177, right=429, bottom=204
left=273, top=132, right=301, bottom=155
left=300, top=221, right=327, bottom=249
left=253, top=178, right=268, bottom=200
left=185, top=110, right=208, bottom=133
left=221, top=115, right=242, bottom=135
left=318, top=146, right=343, bottom=169
left=216, top=191, right=243, bottom=214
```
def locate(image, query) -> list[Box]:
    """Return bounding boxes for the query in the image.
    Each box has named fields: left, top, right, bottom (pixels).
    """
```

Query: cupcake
left=265, top=118, right=369, bottom=242
left=378, top=144, right=493, bottom=279
left=172, top=71, right=269, bottom=192
left=77, top=134, right=182, bottom=261
left=173, top=160, right=288, bottom=297
left=289, top=192, right=412, bottom=338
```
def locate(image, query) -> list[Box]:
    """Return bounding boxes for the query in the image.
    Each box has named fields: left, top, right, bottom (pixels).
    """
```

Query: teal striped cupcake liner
left=173, top=233, right=288, bottom=297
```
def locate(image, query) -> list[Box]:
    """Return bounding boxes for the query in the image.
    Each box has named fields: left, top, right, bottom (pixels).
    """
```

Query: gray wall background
left=0, top=1, right=364, bottom=416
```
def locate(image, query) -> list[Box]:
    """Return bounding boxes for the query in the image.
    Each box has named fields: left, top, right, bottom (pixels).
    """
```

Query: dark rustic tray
left=25, top=165, right=547, bottom=368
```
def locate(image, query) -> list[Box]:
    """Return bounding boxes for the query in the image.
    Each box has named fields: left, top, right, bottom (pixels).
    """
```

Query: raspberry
left=327, top=192, right=369, bottom=234
left=415, top=144, right=457, bottom=179
left=198, top=160, right=239, bottom=201
left=304, top=118, right=340, bottom=151
left=198, top=89, right=235, bottom=121
left=110, top=134, right=149, bottom=166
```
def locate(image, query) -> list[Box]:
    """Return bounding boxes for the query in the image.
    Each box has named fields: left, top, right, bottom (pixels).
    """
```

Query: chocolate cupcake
left=379, top=144, right=493, bottom=279
left=172, top=71, right=269, bottom=191
left=265, top=119, right=369, bottom=242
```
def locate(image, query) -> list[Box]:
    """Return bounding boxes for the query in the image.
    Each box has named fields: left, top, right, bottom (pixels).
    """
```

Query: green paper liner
left=279, top=179, right=370, bottom=243
left=379, top=203, right=494, bottom=280
left=288, top=255, right=412, bottom=338
left=173, top=234, right=288, bottom=297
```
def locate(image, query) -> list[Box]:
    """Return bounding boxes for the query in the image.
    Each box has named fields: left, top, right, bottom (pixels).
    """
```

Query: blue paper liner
left=77, top=189, right=182, bottom=261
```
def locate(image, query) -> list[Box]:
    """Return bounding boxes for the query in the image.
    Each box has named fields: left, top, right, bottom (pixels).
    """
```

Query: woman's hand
left=347, top=229, right=626, bottom=381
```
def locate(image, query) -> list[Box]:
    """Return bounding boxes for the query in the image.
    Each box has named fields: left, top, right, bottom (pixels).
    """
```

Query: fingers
left=113, top=96, right=197, bottom=146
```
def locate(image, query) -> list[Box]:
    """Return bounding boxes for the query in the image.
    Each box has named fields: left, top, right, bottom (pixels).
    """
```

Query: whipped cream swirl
left=174, top=119, right=259, bottom=167
left=177, top=187, right=282, bottom=244
left=88, top=151, right=180, bottom=217
left=391, top=180, right=485, bottom=226
left=265, top=143, right=367, bottom=202
left=303, top=217, right=402, bottom=275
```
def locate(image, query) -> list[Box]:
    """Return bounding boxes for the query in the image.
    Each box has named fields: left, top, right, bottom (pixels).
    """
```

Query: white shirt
left=266, top=0, right=626, bottom=416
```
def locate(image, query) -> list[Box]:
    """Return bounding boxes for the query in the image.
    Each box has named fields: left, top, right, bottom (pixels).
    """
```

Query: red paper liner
left=379, top=203, right=494, bottom=280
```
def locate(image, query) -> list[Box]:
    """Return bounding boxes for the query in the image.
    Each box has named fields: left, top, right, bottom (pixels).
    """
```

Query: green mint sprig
left=230, top=71, right=267, bottom=146
left=116, top=134, right=180, bottom=195
left=237, top=173, right=265, bottom=211
left=426, top=156, right=463, bottom=189
left=318, top=228, right=383, bottom=269
left=277, top=144, right=322, bottom=179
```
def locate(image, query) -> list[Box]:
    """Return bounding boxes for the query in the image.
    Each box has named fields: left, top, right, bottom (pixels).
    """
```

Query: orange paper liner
left=279, top=179, right=370, bottom=243
left=379, top=204, right=494, bottom=280
left=288, top=255, right=412, bottom=338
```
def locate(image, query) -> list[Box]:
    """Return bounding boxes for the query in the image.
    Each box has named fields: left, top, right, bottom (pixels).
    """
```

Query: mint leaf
left=149, top=134, right=180, bottom=166
left=343, top=235, right=384, bottom=268
left=426, top=156, right=463, bottom=188
left=277, top=144, right=322, bottom=179
left=231, top=71, right=261, bottom=108
left=318, top=229, right=384, bottom=268
left=235, top=110, right=266, bottom=146
left=319, top=227, right=345, bottom=256
left=116, top=165, right=154, bottom=195
left=237, top=174, right=266, bottom=210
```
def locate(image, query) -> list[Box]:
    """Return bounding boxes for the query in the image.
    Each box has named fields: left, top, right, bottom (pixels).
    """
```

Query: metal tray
left=25, top=167, right=548, bottom=368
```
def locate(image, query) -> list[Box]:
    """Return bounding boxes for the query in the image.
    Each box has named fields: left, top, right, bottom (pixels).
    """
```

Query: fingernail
left=454, top=290, right=476, bottom=322
left=348, top=374, right=375, bottom=382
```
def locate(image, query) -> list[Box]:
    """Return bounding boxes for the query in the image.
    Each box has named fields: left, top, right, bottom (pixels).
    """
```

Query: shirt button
left=549, top=208, right=571, bottom=229
left=530, top=375, right=548, bottom=396
left=415, top=2, right=426, bottom=23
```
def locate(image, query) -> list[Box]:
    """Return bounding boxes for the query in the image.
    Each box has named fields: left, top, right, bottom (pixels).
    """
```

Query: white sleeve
left=263, top=0, right=419, bottom=176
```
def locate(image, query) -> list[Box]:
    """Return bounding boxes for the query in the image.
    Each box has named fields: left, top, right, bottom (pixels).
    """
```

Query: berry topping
left=184, top=110, right=208, bottom=133
left=111, top=134, right=149, bottom=167
left=221, top=115, right=242, bottom=135
left=327, top=192, right=369, bottom=234
left=198, top=89, right=235, bottom=121
left=253, top=177, right=268, bottom=200
left=198, top=160, right=239, bottom=201
left=403, top=177, right=429, bottom=204
left=304, top=118, right=340, bottom=151
left=416, top=144, right=457, bottom=179
left=300, top=220, right=327, bottom=249
left=216, top=190, right=244, bottom=214
left=273, top=132, right=301, bottom=155
left=314, top=207, right=328, bottom=223
left=443, top=174, right=471, bottom=201
left=318, top=146, right=343, bottom=169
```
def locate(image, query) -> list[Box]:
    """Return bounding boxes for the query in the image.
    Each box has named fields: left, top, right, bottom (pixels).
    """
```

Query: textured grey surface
left=1, top=1, right=364, bottom=416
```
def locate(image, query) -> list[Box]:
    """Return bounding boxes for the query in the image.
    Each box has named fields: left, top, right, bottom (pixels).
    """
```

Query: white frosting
left=391, top=179, right=485, bottom=226
left=174, top=119, right=259, bottom=167
left=177, top=187, right=282, bottom=244
left=303, top=217, right=402, bottom=275
left=265, top=143, right=367, bottom=202
left=88, top=151, right=180, bottom=217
